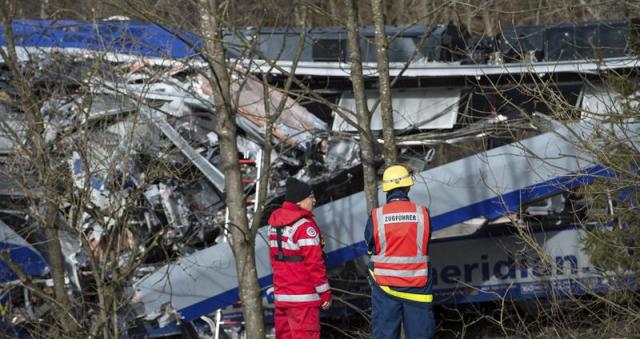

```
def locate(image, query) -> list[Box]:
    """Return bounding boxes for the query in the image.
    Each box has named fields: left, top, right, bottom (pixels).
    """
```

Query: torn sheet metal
left=0, top=112, right=25, bottom=156
left=142, top=106, right=225, bottom=192
left=67, top=110, right=161, bottom=209
left=41, top=94, right=138, bottom=135
left=83, top=94, right=138, bottom=122
left=0, top=220, right=49, bottom=283
left=325, top=136, right=360, bottom=172
left=69, top=151, right=111, bottom=210
left=102, top=62, right=324, bottom=152
left=332, top=88, right=460, bottom=132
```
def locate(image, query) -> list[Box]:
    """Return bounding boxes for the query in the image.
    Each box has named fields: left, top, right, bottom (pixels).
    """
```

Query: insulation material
left=198, top=71, right=327, bottom=149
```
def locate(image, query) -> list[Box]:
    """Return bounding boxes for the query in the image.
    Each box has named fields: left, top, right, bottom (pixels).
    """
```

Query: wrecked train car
left=130, top=20, right=640, bottom=335
left=1, top=18, right=640, bottom=337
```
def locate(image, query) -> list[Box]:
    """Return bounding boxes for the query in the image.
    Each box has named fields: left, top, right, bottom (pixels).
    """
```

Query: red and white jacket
left=268, top=201, right=331, bottom=308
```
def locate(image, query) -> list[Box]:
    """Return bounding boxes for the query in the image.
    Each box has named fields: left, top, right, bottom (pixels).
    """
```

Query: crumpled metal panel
left=198, top=71, right=327, bottom=149
left=0, top=220, right=49, bottom=282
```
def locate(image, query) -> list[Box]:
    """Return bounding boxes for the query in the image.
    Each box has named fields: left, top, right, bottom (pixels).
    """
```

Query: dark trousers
left=371, top=283, right=435, bottom=339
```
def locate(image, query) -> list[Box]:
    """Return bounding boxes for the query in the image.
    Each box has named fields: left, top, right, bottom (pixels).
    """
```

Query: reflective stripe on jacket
left=371, top=200, right=430, bottom=287
left=268, top=201, right=331, bottom=308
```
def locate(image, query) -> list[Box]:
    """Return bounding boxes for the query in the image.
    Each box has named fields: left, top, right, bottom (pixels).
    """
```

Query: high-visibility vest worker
left=371, top=200, right=430, bottom=287
left=364, top=164, right=435, bottom=339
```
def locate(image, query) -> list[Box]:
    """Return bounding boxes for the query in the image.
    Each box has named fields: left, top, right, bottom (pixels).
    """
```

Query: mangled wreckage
left=1, top=18, right=640, bottom=337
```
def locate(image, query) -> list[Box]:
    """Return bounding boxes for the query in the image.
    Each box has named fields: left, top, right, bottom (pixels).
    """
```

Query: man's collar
left=386, top=189, right=410, bottom=202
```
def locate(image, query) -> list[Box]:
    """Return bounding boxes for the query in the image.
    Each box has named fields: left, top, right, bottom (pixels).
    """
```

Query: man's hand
left=321, top=300, right=332, bottom=310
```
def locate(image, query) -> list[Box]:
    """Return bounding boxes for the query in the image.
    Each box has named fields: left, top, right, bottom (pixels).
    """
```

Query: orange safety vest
left=371, top=200, right=430, bottom=287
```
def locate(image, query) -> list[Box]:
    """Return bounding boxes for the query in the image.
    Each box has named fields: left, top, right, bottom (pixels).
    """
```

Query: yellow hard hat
left=382, top=165, right=414, bottom=192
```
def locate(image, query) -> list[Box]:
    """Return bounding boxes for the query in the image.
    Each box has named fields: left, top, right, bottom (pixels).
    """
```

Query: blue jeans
left=371, top=283, right=435, bottom=339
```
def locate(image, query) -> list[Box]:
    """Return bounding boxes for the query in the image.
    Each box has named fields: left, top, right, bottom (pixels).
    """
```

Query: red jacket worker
left=268, top=177, right=331, bottom=339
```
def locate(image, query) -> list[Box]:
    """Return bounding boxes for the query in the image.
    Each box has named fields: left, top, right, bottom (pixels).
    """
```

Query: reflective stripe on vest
left=274, top=293, right=320, bottom=302
left=375, top=208, right=387, bottom=256
left=371, top=255, right=428, bottom=264
left=375, top=206, right=425, bottom=255
left=416, top=208, right=424, bottom=255
left=373, top=268, right=428, bottom=277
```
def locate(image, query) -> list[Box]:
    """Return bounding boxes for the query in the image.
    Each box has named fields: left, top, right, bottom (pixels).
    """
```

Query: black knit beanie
left=285, top=177, right=312, bottom=203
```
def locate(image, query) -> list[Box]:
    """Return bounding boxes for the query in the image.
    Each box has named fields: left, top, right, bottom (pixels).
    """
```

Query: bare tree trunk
left=42, top=204, right=78, bottom=333
left=578, top=0, right=600, bottom=19
left=293, top=0, right=308, bottom=27
left=393, top=0, right=407, bottom=25
left=371, top=0, right=397, bottom=166
left=40, top=0, right=49, bottom=18
left=344, top=0, right=379, bottom=212
left=198, top=1, right=265, bottom=338
left=464, top=2, right=473, bottom=34
left=440, top=0, right=455, bottom=25
left=327, top=0, right=340, bottom=25
left=535, top=0, right=543, bottom=25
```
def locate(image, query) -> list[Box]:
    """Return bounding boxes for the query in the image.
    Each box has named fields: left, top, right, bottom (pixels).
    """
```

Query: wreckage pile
left=0, top=52, right=343, bottom=258
left=3, top=17, right=626, bottom=334
left=0, top=53, right=344, bottom=331
left=0, top=50, right=519, bottom=333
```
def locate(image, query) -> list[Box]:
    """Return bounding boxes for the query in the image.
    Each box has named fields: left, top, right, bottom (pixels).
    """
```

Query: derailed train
left=0, top=18, right=639, bottom=337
